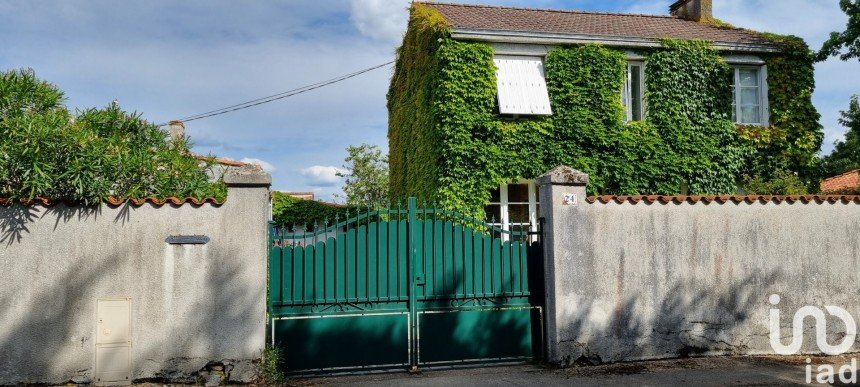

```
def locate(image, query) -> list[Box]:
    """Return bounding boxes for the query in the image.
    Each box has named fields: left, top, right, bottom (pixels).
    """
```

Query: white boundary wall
left=539, top=166, right=860, bottom=365
left=0, top=167, right=270, bottom=384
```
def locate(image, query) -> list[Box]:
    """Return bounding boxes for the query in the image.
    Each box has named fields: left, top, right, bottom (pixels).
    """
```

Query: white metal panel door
left=95, top=298, right=132, bottom=386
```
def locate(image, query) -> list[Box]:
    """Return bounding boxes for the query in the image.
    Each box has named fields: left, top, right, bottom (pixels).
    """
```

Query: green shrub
left=742, top=170, right=809, bottom=195
left=0, top=68, right=225, bottom=204
left=272, top=191, right=357, bottom=228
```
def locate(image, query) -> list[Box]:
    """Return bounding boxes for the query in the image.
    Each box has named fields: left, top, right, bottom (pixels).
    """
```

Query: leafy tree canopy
left=337, top=144, right=389, bottom=205
left=822, top=95, right=860, bottom=176
left=0, top=68, right=225, bottom=205
left=816, top=0, right=860, bottom=62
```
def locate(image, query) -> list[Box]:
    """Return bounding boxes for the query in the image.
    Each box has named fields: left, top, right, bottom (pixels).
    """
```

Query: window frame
left=485, top=180, right=539, bottom=242
left=731, top=65, right=769, bottom=126
left=623, top=61, right=646, bottom=122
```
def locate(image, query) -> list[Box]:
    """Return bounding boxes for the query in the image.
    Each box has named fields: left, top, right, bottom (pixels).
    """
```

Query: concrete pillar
left=537, top=165, right=589, bottom=365
left=221, top=164, right=272, bottom=381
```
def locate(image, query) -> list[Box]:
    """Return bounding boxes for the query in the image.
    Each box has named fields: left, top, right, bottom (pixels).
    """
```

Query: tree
left=0, top=68, right=224, bottom=204
left=816, top=0, right=860, bottom=62
left=822, top=95, right=860, bottom=176
left=337, top=144, right=389, bottom=205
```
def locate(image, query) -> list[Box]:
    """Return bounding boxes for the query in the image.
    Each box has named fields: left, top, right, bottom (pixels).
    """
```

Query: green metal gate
left=268, top=198, right=544, bottom=374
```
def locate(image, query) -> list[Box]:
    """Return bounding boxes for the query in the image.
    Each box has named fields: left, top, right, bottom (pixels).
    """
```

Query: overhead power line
left=157, top=61, right=395, bottom=127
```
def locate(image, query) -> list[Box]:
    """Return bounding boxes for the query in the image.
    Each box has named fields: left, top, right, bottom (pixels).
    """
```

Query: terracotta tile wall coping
left=0, top=196, right=225, bottom=207
left=586, top=195, right=860, bottom=205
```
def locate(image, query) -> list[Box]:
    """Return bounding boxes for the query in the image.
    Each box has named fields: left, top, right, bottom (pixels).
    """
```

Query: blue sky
left=0, top=0, right=856, bottom=200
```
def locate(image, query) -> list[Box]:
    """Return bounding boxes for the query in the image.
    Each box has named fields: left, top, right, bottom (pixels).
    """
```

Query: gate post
left=536, top=166, right=589, bottom=365
left=407, top=197, right=420, bottom=370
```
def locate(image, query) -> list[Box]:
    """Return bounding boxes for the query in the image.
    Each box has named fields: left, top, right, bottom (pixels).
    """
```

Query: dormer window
left=493, top=55, right=553, bottom=116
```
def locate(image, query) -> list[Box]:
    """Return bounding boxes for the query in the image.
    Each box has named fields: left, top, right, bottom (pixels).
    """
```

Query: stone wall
left=0, top=167, right=270, bottom=384
left=539, top=166, right=860, bottom=366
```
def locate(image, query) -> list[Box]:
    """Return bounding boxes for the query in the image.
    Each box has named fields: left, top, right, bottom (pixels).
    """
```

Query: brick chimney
left=168, top=120, right=185, bottom=147
left=670, top=0, right=713, bottom=22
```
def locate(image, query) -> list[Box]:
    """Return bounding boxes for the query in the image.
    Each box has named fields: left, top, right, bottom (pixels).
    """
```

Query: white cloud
left=240, top=158, right=276, bottom=173
left=349, top=0, right=410, bottom=43
left=300, top=165, right=347, bottom=187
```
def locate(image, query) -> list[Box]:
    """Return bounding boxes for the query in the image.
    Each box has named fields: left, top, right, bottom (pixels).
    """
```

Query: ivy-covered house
left=388, top=0, right=822, bottom=231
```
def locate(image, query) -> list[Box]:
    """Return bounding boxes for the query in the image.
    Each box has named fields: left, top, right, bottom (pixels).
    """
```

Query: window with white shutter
left=493, top=55, right=553, bottom=116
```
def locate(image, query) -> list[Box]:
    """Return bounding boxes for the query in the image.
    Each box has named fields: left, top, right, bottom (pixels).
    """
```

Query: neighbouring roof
left=280, top=191, right=316, bottom=200
left=821, top=170, right=860, bottom=193
left=195, top=155, right=248, bottom=168
left=421, top=2, right=779, bottom=52
left=586, top=195, right=860, bottom=205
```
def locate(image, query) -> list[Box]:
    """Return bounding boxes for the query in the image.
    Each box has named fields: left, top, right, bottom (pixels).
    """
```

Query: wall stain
left=614, top=249, right=626, bottom=337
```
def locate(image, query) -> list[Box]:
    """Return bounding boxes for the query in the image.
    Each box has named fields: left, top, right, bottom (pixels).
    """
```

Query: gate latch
left=414, top=273, right=426, bottom=285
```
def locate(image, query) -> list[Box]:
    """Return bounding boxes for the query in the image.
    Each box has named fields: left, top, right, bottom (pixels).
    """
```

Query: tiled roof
left=422, top=2, right=776, bottom=48
left=0, top=196, right=224, bottom=207
left=281, top=191, right=316, bottom=200
left=586, top=195, right=860, bottom=205
left=820, top=170, right=860, bottom=193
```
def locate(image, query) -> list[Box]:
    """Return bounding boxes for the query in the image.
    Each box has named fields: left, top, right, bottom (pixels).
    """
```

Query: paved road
left=301, top=355, right=858, bottom=386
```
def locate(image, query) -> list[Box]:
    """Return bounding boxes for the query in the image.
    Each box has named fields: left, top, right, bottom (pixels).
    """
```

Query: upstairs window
left=493, top=55, right=553, bottom=116
left=485, top=181, right=540, bottom=242
left=622, top=62, right=645, bottom=122
left=731, top=66, right=766, bottom=125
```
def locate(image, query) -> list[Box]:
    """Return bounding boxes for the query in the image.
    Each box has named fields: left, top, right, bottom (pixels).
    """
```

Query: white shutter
left=493, top=55, right=553, bottom=116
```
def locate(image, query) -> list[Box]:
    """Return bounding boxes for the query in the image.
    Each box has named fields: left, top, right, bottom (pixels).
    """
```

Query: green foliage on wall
left=644, top=39, right=744, bottom=194
left=272, top=191, right=355, bottom=228
left=0, top=69, right=226, bottom=205
left=388, top=6, right=824, bottom=214
left=387, top=4, right=449, bottom=204
left=739, top=33, right=823, bottom=192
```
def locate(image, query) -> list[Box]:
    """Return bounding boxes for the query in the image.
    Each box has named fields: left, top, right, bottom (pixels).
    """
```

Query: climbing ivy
left=644, top=39, right=744, bottom=194
left=388, top=5, right=823, bottom=214
left=739, top=33, right=823, bottom=191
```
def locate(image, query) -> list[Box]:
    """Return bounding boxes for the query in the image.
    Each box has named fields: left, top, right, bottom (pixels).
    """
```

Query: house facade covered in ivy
left=388, top=0, right=823, bottom=232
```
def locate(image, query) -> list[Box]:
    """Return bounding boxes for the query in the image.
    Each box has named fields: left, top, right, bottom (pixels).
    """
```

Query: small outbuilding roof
left=821, top=170, right=860, bottom=194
